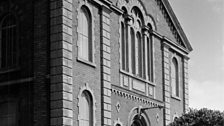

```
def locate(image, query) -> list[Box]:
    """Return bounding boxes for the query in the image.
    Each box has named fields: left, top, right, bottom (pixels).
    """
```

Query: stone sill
left=171, top=95, right=181, bottom=101
left=77, top=57, right=96, bottom=68
left=120, top=69, right=155, bottom=86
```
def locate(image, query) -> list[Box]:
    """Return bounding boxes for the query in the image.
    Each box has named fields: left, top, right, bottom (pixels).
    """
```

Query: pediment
left=161, top=0, right=193, bottom=52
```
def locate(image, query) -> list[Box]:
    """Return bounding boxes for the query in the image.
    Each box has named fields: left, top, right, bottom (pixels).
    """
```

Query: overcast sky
left=169, top=0, right=224, bottom=111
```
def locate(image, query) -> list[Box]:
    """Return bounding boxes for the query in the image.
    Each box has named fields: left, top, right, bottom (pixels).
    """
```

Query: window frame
left=119, top=7, right=155, bottom=82
left=78, top=83, right=96, bottom=126
left=79, top=90, right=93, bottom=126
left=171, top=57, right=180, bottom=98
left=77, top=3, right=95, bottom=67
left=0, top=13, right=19, bottom=70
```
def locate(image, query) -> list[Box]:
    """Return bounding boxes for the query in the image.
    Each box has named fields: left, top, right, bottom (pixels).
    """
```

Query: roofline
left=161, top=0, right=193, bottom=52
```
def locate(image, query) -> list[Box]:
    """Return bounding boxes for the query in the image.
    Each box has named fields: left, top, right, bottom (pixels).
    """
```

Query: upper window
left=79, top=90, right=93, bottom=126
left=0, top=13, right=18, bottom=69
left=121, top=8, right=129, bottom=72
left=78, top=6, right=93, bottom=63
left=120, top=7, right=153, bottom=82
left=171, top=58, right=179, bottom=97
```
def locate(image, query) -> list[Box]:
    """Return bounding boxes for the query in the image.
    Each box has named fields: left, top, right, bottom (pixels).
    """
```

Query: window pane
left=171, top=59, right=178, bottom=96
left=131, top=28, right=135, bottom=74
left=125, top=24, right=129, bottom=71
left=137, top=33, right=142, bottom=77
left=79, top=91, right=93, bottom=126
left=79, top=7, right=91, bottom=62
left=121, top=23, right=125, bottom=70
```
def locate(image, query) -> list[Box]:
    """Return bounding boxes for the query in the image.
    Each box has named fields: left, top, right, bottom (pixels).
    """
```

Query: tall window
left=137, top=32, right=142, bottom=77
left=121, top=10, right=129, bottom=72
left=119, top=6, right=154, bottom=81
left=171, top=58, right=179, bottom=97
left=132, top=8, right=144, bottom=78
left=0, top=13, right=18, bottom=68
left=131, top=28, right=135, bottom=74
left=78, top=6, right=93, bottom=62
left=79, top=90, right=93, bottom=126
left=147, top=32, right=153, bottom=82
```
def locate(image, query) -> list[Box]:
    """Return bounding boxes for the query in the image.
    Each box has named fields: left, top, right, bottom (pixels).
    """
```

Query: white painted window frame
left=77, top=1, right=95, bottom=67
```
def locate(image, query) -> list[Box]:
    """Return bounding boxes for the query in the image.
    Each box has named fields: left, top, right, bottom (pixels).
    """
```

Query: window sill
left=77, top=57, right=96, bottom=68
left=120, top=69, right=155, bottom=86
left=171, top=95, right=181, bottom=101
left=0, top=66, right=20, bottom=74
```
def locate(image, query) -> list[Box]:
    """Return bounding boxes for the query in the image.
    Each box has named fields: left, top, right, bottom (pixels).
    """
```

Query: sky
left=169, top=0, right=224, bottom=111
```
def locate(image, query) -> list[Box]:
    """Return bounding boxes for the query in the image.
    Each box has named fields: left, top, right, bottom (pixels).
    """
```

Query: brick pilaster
left=163, top=44, right=171, bottom=125
left=183, top=57, right=189, bottom=113
left=50, top=0, right=73, bottom=125
left=101, top=6, right=112, bottom=126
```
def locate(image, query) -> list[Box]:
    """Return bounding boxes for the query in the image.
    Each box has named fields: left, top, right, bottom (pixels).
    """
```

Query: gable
left=161, top=0, right=193, bottom=52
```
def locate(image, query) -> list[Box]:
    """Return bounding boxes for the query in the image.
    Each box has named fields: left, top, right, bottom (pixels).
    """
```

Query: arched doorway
left=128, top=107, right=151, bottom=126
left=131, top=115, right=147, bottom=126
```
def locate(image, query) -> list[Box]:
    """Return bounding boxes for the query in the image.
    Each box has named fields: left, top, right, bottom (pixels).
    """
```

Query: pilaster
left=163, top=44, right=171, bottom=125
left=142, top=27, right=149, bottom=80
left=50, top=0, right=73, bottom=125
left=183, top=57, right=189, bottom=113
left=101, top=6, right=112, bottom=126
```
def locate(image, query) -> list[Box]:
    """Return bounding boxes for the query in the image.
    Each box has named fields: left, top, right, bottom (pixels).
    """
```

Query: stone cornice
left=112, top=86, right=164, bottom=107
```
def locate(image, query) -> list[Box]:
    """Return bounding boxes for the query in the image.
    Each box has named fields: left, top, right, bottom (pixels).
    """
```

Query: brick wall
left=72, top=0, right=102, bottom=126
left=33, top=0, right=50, bottom=125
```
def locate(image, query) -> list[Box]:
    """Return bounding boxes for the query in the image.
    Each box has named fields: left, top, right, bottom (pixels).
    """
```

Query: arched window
left=0, top=13, right=18, bottom=68
left=131, top=28, right=135, bottom=74
left=78, top=6, right=93, bottom=62
left=171, top=58, right=179, bottom=97
left=121, top=7, right=129, bottom=72
left=121, top=22, right=125, bottom=70
left=79, top=90, right=93, bottom=126
left=119, top=6, right=154, bottom=82
left=147, top=24, right=153, bottom=82
left=137, top=32, right=142, bottom=77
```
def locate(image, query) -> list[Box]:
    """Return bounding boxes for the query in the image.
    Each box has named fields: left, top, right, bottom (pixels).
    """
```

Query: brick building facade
left=0, top=0, right=192, bottom=126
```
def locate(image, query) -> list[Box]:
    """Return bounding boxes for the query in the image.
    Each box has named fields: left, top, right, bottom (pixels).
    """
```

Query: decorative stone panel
left=50, top=0, right=73, bottom=125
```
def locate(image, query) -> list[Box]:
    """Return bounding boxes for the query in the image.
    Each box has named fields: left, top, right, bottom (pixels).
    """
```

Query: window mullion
left=141, top=33, right=144, bottom=78
left=143, top=31, right=148, bottom=80
left=126, top=22, right=132, bottom=73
